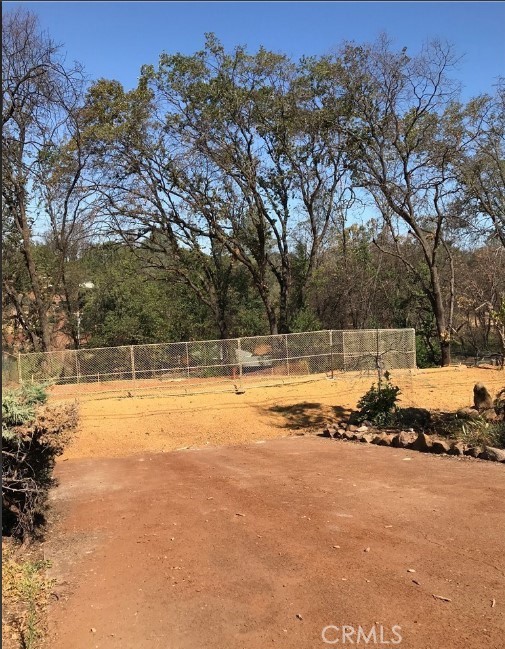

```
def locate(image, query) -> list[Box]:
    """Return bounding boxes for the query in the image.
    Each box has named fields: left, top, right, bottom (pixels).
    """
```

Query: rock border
left=320, top=424, right=505, bottom=463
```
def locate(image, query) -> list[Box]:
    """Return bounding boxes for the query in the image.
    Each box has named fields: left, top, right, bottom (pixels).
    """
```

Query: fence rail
left=17, top=329, right=416, bottom=392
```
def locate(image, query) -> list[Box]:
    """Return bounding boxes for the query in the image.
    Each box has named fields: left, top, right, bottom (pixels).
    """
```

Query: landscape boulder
left=377, top=434, right=395, bottom=447
left=391, top=431, right=417, bottom=448
left=473, top=383, right=494, bottom=411
left=410, top=432, right=433, bottom=452
left=478, top=447, right=505, bottom=462
left=448, top=442, right=466, bottom=456
left=456, top=407, right=480, bottom=420
left=431, top=439, right=451, bottom=454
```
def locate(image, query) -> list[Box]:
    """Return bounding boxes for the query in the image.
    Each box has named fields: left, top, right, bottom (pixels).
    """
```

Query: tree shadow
left=262, top=401, right=350, bottom=430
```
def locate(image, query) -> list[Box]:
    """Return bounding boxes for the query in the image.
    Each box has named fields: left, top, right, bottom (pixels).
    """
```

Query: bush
left=458, top=418, right=505, bottom=449
left=355, top=372, right=401, bottom=426
left=2, top=384, right=78, bottom=540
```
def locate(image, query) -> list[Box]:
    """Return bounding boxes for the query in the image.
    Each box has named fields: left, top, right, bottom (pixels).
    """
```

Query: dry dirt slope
left=53, top=366, right=505, bottom=459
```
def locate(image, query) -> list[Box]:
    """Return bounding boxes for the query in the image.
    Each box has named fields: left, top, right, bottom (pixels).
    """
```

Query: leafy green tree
left=83, top=35, right=354, bottom=334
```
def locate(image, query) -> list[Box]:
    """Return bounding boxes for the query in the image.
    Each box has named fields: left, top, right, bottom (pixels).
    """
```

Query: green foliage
left=80, top=245, right=214, bottom=346
left=415, top=335, right=440, bottom=368
left=2, top=384, right=48, bottom=432
left=290, top=308, right=322, bottom=334
left=458, top=418, right=505, bottom=449
left=355, top=373, right=401, bottom=426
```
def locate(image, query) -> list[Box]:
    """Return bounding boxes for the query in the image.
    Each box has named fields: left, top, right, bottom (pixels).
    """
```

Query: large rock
left=377, top=434, right=395, bottom=447
left=473, top=383, right=494, bottom=411
left=478, top=447, right=505, bottom=462
left=431, top=440, right=451, bottom=454
left=360, top=433, right=375, bottom=443
left=392, top=431, right=418, bottom=448
left=464, top=446, right=481, bottom=458
left=481, top=408, right=499, bottom=422
left=410, top=432, right=433, bottom=452
left=448, top=442, right=466, bottom=456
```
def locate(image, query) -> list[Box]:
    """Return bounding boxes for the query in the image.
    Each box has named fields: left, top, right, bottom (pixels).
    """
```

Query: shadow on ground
left=263, top=401, right=351, bottom=429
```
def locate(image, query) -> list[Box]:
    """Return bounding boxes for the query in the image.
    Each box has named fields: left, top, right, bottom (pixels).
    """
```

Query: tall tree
left=2, top=9, right=86, bottom=350
left=84, top=36, right=354, bottom=334
left=333, top=36, right=466, bottom=365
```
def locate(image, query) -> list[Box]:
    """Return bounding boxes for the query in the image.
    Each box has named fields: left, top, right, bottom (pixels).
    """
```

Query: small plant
left=458, top=418, right=505, bottom=449
left=355, top=371, right=401, bottom=426
left=495, top=387, right=505, bottom=418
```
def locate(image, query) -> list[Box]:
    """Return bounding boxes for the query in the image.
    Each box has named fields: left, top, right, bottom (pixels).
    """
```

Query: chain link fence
left=17, top=328, right=416, bottom=394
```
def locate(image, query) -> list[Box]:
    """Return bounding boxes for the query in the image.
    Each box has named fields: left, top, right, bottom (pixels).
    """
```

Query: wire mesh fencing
left=18, top=328, right=416, bottom=394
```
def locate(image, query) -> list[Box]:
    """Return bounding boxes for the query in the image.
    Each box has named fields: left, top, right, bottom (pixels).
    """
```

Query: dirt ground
left=55, top=366, right=505, bottom=459
left=43, top=366, right=505, bottom=648
left=45, top=436, right=505, bottom=649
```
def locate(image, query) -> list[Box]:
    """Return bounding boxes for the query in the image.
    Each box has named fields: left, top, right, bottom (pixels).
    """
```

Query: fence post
left=329, top=330, right=334, bottom=379
left=130, top=345, right=136, bottom=382
left=237, top=338, right=243, bottom=378
left=76, top=350, right=80, bottom=383
left=186, top=342, right=190, bottom=379
left=376, top=329, right=383, bottom=388
left=17, top=352, right=23, bottom=384
left=285, top=334, right=290, bottom=376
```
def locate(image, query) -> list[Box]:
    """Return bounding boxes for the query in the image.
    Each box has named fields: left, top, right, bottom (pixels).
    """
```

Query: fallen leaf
left=491, top=599, right=496, bottom=608
left=236, top=513, right=245, bottom=517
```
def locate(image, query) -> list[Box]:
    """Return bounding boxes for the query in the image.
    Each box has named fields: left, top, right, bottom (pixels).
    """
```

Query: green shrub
left=355, top=373, right=401, bottom=426
left=2, top=384, right=47, bottom=432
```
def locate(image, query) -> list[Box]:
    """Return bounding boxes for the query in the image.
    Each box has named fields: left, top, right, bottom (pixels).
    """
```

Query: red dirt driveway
left=45, top=437, right=505, bottom=649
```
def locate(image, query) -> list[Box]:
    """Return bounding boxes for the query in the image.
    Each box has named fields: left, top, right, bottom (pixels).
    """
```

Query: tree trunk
left=17, top=199, right=52, bottom=352
left=429, top=263, right=452, bottom=367
left=440, top=339, right=451, bottom=367
left=278, top=281, right=290, bottom=334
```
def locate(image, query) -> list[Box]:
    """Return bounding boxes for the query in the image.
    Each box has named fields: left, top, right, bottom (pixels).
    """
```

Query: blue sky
left=4, top=1, right=505, bottom=99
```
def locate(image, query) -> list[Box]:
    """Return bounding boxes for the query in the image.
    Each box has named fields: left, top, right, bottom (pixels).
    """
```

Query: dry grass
left=2, top=540, right=54, bottom=649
